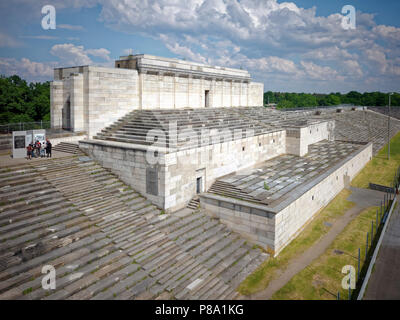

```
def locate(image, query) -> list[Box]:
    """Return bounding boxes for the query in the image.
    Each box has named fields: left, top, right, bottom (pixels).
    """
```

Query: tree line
left=264, top=91, right=400, bottom=109
left=0, top=75, right=50, bottom=125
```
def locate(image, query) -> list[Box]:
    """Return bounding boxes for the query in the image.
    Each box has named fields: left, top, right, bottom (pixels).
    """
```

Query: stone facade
left=199, top=141, right=373, bottom=256
left=79, top=129, right=286, bottom=212
left=50, top=54, right=264, bottom=138
left=51, top=66, right=139, bottom=138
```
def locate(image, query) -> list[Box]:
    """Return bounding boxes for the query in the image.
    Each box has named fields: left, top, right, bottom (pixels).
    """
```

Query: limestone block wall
left=79, top=141, right=166, bottom=208
left=249, top=82, right=264, bottom=106
left=200, top=196, right=276, bottom=250
left=50, top=80, right=63, bottom=128
left=286, top=121, right=335, bottom=156
left=85, top=66, right=139, bottom=138
left=139, top=73, right=256, bottom=109
left=164, top=130, right=286, bottom=212
left=70, top=74, right=84, bottom=132
left=199, top=142, right=372, bottom=256
left=274, top=143, right=372, bottom=255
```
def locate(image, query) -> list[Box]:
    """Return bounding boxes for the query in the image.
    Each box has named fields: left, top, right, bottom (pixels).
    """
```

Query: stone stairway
left=187, top=197, right=200, bottom=210
left=93, top=107, right=278, bottom=150
left=0, top=155, right=268, bottom=300
left=53, top=142, right=83, bottom=155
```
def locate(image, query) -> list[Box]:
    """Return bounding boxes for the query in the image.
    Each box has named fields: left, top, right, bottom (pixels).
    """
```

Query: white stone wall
left=85, top=66, right=139, bottom=138
left=164, top=130, right=286, bottom=212
left=79, top=141, right=166, bottom=208
left=51, top=57, right=264, bottom=136
left=79, top=130, right=286, bottom=212
left=200, top=142, right=373, bottom=256
left=200, top=197, right=276, bottom=250
left=140, top=73, right=255, bottom=109
left=70, top=74, right=84, bottom=132
left=249, top=82, right=264, bottom=106
left=275, top=142, right=372, bottom=255
left=50, top=80, right=63, bottom=128
left=286, top=121, right=335, bottom=156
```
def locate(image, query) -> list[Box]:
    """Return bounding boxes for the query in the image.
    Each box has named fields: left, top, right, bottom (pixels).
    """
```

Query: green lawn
left=238, top=189, right=355, bottom=296
left=351, top=131, right=400, bottom=188
left=272, top=206, right=378, bottom=300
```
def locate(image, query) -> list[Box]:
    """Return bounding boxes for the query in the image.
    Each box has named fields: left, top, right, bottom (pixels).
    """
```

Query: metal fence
left=277, top=104, right=356, bottom=112
left=337, top=166, right=400, bottom=300
left=0, top=121, right=52, bottom=134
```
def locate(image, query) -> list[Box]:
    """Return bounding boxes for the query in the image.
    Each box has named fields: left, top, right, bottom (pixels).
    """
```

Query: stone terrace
left=93, top=107, right=320, bottom=151
left=312, top=108, right=400, bottom=154
left=92, top=107, right=400, bottom=155
left=368, top=106, right=400, bottom=121
left=0, top=155, right=267, bottom=300
left=209, top=140, right=363, bottom=209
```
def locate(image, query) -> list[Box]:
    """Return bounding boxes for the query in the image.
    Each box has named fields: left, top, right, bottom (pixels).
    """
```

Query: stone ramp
left=0, top=156, right=267, bottom=300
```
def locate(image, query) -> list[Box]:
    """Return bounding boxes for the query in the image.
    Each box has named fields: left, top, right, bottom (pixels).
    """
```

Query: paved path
left=364, top=198, right=400, bottom=300
left=242, top=187, right=384, bottom=300
left=0, top=150, right=73, bottom=168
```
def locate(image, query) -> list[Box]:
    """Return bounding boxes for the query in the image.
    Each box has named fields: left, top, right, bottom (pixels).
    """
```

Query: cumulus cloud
left=3, top=0, right=400, bottom=91
left=50, top=43, right=111, bottom=66
left=95, top=0, right=400, bottom=92
left=0, top=57, right=54, bottom=81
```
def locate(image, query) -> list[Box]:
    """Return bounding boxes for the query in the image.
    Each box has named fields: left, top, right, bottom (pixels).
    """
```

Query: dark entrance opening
left=205, top=90, right=210, bottom=108
left=62, top=98, right=71, bottom=131
left=196, top=177, right=202, bottom=194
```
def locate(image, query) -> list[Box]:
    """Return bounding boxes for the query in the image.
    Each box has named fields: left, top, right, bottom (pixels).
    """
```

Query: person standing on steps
left=26, top=143, right=33, bottom=160
left=40, top=140, right=46, bottom=158
left=46, top=139, right=52, bottom=158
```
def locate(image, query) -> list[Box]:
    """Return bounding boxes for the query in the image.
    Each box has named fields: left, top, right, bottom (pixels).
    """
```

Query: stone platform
left=200, top=140, right=373, bottom=255
left=0, top=155, right=267, bottom=300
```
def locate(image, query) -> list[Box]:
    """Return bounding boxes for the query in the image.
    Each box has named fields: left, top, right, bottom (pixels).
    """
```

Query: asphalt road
left=364, top=198, right=400, bottom=300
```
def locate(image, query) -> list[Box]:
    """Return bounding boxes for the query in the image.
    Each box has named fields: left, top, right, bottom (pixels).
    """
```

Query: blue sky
left=0, top=0, right=399, bottom=93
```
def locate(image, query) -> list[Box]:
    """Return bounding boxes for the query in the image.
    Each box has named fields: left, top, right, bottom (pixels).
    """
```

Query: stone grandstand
left=1, top=106, right=399, bottom=299
left=368, top=106, right=400, bottom=121
left=92, top=107, right=400, bottom=155
left=0, top=156, right=266, bottom=300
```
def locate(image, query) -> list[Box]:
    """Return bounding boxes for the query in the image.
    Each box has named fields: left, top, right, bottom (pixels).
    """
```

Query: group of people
left=26, top=139, right=52, bottom=160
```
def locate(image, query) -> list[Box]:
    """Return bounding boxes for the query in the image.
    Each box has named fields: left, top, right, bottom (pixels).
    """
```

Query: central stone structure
left=50, top=54, right=264, bottom=138
left=50, top=55, right=375, bottom=256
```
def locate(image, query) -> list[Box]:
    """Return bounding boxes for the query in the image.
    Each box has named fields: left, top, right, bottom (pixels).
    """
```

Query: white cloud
left=0, top=57, right=54, bottom=81
left=94, top=0, right=400, bottom=92
left=86, top=48, right=111, bottom=61
left=50, top=43, right=111, bottom=66
left=21, top=35, right=59, bottom=40
left=58, top=24, right=85, bottom=31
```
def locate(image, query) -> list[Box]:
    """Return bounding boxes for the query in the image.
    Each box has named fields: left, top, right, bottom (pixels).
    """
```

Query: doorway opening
left=205, top=90, right=210, bottom=108
left=196, top=177, right=202, bottom=194
left=62, top=98, right=71, bottom=131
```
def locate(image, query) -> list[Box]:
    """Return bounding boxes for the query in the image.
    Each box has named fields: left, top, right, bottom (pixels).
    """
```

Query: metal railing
left=0, top=121, right=52, bottom=134
left=277, top=104, right=355, bottom=112
left=337, top=166, right=400, bottom=300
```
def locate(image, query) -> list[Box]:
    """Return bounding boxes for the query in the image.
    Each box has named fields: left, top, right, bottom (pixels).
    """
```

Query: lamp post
left=388, top=92, right=393, bottom=160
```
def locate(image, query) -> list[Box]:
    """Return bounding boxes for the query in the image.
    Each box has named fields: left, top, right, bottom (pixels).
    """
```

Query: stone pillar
left=211, top=78, right=216, bottom=108
left=230, top=80, right=233, bottom=107
left=50, top=80, right=63, bottom=129
left=70, top=73, right=84, bottom=132
left=158, top=72, right=162, bottom=109
left=173, top=73, right=177, bottom=109
left=139, top=72, right=144, bottom=109
left=200, top=76, right=204, bottom=108
left=246, top=82, right=250, bottom=107
left=187, top=75, right=191, bottom=108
